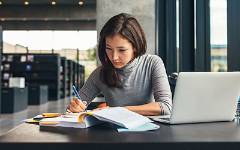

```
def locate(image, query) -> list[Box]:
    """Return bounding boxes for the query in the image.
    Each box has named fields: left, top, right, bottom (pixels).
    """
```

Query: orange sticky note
left=42, top=113, right=61, bottom=118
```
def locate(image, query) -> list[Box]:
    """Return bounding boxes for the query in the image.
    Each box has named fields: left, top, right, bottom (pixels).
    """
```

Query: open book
left=39, top=107, right=159, bottom=131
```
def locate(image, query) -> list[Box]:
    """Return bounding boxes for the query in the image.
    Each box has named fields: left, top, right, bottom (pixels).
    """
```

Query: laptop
left=150, top=72, right=240, bottom=124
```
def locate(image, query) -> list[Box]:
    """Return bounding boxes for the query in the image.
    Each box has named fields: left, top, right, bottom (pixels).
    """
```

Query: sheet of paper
left=40, top=116, right=79, bottom=123
left=39, top=114, right=101, bottom=128
left=92, top=107, right=152, bottom=129
left=117, top=122, right=160, bottom=132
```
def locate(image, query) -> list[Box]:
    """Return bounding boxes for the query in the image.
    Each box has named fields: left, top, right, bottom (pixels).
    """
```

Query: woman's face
left=105, top=34, right=135, bottom=69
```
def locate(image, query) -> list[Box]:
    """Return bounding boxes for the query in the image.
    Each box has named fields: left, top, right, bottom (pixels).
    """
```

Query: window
left=210, top=0, right=227, bottom=72
left=176, top=0, right=180, bottom=72
left=3, top=30, right=97, bottom=79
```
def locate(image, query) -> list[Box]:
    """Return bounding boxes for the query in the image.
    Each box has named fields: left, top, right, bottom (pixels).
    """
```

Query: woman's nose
left=112, top=52, right=119, bottom=60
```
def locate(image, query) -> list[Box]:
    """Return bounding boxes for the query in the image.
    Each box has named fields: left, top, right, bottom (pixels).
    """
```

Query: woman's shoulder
left=93, top=66, right=102, bottom=72
left=88, top=66, right=102, bottom=79
left=138, top=54, right=166, bottom=73
left=139, top=54, right=163, bottom=64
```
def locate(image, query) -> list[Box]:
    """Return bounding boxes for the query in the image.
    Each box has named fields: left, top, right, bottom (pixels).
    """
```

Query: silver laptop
left=150, top=72, right=240, bottom=124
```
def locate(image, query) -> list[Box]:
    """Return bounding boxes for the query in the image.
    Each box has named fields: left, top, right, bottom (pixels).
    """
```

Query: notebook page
left=92, top=107, right=152, bottom=129
left=40, top=114, right=102, bottom=128
left=40, top=116, right=79, bottom=124
left=40, top=116, right=87, bottom=128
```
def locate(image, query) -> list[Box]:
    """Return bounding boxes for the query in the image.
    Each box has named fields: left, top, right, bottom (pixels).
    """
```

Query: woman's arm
left=125, top=56, right=172, bottom=116
left=125, top=102, right=161, bottom=116
left=68, top=67, right=101, bottom=113
left=151, top=56, right=172, bottom=115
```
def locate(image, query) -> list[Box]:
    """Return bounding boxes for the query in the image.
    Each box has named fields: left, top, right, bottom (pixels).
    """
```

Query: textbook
left=39, top=107, right=159, bottom=131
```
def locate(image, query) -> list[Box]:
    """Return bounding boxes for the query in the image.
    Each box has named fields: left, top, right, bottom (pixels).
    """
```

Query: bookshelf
left=28, top=85, right=48, bottom=105
left=60, top=57, right=67, bottom=99
left=1, top=54, right=29, bottom=112
left=72, top=60, right=78, bottom=88
left=1, top=53, right=85, bottom=105
left=71, top=60, right=85, bottom=90
left=1, top=53, right=61, bottom=101
left=1, top=87, right=28, bottom=113
left=66, top=60, right=73, bottom=97
left=65, top=60, right=85, bottom=96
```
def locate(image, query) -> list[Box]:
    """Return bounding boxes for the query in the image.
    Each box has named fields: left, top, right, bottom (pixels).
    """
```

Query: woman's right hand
left=67, top=97, right=87, bottom=113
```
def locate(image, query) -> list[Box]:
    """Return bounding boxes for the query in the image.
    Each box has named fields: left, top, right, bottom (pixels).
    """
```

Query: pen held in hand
left=72, top=85, right=90, bottom=111
left=72, top=85, right=81, bottom=100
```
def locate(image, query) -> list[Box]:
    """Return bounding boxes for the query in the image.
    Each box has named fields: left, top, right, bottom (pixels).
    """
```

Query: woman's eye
left=106, top=48, right=112, bottom=51
left=119, top=49, right=127, bottom=52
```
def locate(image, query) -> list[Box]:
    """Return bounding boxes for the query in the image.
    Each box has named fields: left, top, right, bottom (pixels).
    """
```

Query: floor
left=0, top=98, right=70, bottom=136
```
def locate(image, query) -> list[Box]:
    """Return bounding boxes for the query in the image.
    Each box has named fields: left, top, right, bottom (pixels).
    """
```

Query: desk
left=1, top=121, right=240, bottom=150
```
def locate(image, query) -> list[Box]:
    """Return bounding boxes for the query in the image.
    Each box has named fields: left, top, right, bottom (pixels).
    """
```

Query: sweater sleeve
left=79, top=67, right=101, bottom=104
left=151, top=56, right=172, bottom=115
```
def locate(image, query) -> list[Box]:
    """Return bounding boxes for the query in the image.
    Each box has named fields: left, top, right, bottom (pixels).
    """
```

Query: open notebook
left=39, top=107, right=159, bottom=131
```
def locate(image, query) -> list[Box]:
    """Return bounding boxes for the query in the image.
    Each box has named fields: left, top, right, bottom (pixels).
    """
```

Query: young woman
left=67, top=13, right=172, bottom=116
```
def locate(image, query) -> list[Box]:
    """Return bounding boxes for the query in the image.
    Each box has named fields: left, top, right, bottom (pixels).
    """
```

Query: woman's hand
left=125, top=102, right=161, bottom=116
left=67, top=97, right=87, bottom=113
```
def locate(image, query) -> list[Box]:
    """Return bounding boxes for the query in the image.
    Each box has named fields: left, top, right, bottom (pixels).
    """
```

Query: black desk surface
left=1, top=120, right=240, bottom=150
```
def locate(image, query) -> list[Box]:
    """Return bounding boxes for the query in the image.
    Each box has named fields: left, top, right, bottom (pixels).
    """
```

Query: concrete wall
left=96, top=0, right=155, bottom=54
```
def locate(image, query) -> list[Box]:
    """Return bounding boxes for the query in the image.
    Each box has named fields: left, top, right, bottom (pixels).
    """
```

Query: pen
left=71, top=85, right=89, bottom=111
left=72, top=85, right=81, bottom=100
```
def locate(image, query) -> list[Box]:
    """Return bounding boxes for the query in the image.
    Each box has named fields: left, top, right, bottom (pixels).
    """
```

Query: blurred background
left=1, top=0, right=239, bottom=135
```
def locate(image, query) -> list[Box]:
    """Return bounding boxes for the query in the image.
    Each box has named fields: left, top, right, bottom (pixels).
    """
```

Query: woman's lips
left=113, top=62, right=121, bottom=65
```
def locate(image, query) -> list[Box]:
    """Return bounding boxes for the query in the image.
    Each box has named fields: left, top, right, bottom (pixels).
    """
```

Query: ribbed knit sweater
left=80, top=54, right=172, bottom=115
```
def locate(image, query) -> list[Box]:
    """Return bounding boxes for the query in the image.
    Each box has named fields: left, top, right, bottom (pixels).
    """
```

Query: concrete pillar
left=97, top=0, right=155, bottom=54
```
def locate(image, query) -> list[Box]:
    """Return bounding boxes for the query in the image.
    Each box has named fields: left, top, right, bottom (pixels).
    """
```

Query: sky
left=210, top=0, right=227, bottom=45
left=3, top=30, right=97, bottom=50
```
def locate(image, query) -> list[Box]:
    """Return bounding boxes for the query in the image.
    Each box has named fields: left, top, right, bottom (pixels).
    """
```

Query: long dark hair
left=98, top=13, right=147, bottom=87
